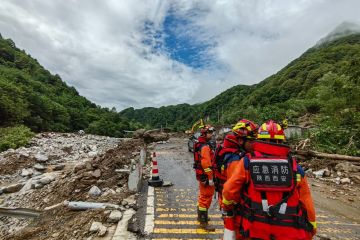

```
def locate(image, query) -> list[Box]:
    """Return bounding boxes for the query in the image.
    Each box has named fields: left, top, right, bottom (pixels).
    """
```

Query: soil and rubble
left=298, top=157, right=360, bottom=215
left=0, top=132, right=145, bottom=239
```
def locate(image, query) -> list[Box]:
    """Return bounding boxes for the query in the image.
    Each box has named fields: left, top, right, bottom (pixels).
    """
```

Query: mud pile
left=0, top=133, right=144, bottom=240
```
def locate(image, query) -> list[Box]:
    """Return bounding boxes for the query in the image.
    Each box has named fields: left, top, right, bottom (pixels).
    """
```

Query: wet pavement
left=142, top=138, right=360, bottom=240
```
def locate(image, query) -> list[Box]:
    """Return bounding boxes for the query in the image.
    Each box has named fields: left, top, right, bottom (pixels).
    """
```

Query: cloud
left=0, top=0, right=359, bottom=110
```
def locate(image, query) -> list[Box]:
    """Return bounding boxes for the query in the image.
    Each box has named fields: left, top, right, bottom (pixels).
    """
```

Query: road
left=141, top=138, right=360, bottom=240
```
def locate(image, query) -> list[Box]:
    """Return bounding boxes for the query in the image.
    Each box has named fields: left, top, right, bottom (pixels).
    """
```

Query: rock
left=121, top=200, right=128, bottom=206
left=88, top=186, right=102, bottom=197
left=91, top=169, right=101, bottom=178
left=53, top=164, right=65, bottom=171
left=39, top=177, right=52, bottom=185
left=74, top=163, right=86, bottom=172
left=317, top=233, right=331, bottom=240
left=340, top=178, right=351, bottom=184
left=350, top=175, right=360, bottom=184
left=323, top=168, right=331, bottom=177
left=336, top=171, right=342, bottom=177
left=98, top=225, right=107, bottom=237
left=107, top=210, right=123, bottom=223
left=35, top=152, right=48, bottom=162
left=89, top=221, right=103, bottom=232
left=89, top=221, right=107, bottom=236
left=88, top=151, right=98, bottom=157
left=3, top=183, right=25, bottom=193
left=52, top=232, right=60, bottom=238
left=335, top=162, right=360, bottom=173
left=0, top=188, right=3, bottom=195
left=78, top=129, right=85, bottom=135
left=34, top=163, right=46, bottom=171
left=20, top=168, right=34, bottom=177
left=124, top=195, right=136, bottom=206
left=313, top=169, right=325, bottom=178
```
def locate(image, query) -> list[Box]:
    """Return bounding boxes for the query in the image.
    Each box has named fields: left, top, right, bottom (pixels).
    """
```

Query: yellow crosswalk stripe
left=156, top=208, right=196, bottom=212
left=155, top=220, right=223, bottom=225
left=156, top=203, right=196, bottom=207
left=158, top=214, right=222, bottom=218
left=154, top=228, right=223, bottom=234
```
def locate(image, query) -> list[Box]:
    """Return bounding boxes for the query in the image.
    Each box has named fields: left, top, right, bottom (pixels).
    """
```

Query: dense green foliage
left=0, top=35, right=141, bottom=139
left=0, top=125, right=34, bottom=151
left=121, top=34, right=360, bottom=155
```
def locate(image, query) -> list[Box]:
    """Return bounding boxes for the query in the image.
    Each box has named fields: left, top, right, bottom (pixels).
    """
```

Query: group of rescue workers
left=193, top=119, right=316, bottom=240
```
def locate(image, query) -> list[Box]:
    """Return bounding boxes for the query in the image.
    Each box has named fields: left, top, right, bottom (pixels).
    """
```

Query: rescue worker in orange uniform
left=193, top=124, right=216, bottom=230
left=213, top=119, right=258, bottom=207
left=213, top=119, right=258, bottom=239
left=222, top=120, right=316, bottom=240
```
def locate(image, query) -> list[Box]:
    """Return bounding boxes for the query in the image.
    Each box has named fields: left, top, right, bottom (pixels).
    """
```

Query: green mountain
left=0, top=34, right=140, bottom=137
left=121, top=32, right=360, bottom=155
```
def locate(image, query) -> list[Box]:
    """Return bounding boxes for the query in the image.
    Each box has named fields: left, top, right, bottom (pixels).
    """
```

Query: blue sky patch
left=143, top=8, right=215, bottom=69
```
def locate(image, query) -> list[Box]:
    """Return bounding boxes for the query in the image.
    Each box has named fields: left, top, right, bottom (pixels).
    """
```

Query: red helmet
left=257, top=120, right=285, bottom=140
left=200, top=124, right=215, bottom=135
left=232, top=119, right=258, bottom=139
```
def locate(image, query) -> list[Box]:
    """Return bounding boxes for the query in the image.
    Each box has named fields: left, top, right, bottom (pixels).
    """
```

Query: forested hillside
left=0, top=34, right=141, bottom=138
left=121, top=33, right=360, bottom=155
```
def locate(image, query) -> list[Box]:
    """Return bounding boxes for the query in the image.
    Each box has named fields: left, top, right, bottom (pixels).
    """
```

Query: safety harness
left=238, top=141, right=313, bottom=239
left=212, top=144, right=244, bottom=193
left=193, top=137, right=208, bottom=181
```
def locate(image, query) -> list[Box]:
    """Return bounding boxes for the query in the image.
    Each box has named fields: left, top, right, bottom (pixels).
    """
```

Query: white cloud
left=0, top=0, right=359, bottom=110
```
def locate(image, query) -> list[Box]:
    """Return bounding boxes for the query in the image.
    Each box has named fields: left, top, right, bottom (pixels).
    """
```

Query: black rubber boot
left=198, top=209, right=215, bottom=232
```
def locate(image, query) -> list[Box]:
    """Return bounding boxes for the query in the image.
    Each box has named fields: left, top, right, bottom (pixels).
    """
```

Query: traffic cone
left=148, top=152, right=163, bottom=187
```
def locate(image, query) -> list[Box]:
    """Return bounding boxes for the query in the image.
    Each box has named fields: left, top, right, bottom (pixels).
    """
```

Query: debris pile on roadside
left=0, top=132, right=144, bottom=240
left=133, top=129, right=169, bottom=143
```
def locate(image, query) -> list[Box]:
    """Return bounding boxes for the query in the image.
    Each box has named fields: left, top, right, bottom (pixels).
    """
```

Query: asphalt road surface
left=141, top=138, right=360, bottom=240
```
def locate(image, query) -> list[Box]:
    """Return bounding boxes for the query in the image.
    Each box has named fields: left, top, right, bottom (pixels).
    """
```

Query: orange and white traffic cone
left=148, top=152, right=164, bottom=187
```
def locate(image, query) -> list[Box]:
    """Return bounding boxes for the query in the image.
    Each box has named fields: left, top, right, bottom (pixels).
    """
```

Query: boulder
left=91, top=169, right=101, bottom=178
left=21, top=168, right=34, bottom=177
left=335, top=162, right=360, bottom=173
left=89, top=221, right=107, bottom=236
left=323, top=168, right=331, bottom=177
left=340, top=178, right=351, bottom=184
left=34, top=163, right=46, bottom=171
left=3, top=183, right=25, bottom=193
left=107, top=210, right=123, bottom=223
left=88, top=186, right=102, bottom=197
left=53, top=164, right=65, bottom=171
left=35, top=152, right=48, bottom=162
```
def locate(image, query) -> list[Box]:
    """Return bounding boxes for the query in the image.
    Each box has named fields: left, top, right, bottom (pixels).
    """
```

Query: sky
left=0, top=0, right=359, bottom=110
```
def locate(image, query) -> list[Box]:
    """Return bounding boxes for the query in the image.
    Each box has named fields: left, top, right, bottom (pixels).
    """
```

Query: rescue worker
left=193, top=124, right=216, bottom=230
left=213, top=119, right=258, bottom=206
left=213, top=119, right=258, bottom=239
left=222, top=120, right=316, bottom=240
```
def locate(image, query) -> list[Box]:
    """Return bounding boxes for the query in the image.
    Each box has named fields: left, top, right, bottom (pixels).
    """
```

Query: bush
left=0, top=125, right=35, bottom=152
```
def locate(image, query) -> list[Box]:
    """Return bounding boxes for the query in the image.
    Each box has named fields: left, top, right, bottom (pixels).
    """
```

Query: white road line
left=144, top=186, right=155, bottom=235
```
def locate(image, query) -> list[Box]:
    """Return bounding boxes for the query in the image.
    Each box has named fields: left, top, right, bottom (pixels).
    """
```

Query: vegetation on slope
left=0, top=35, right=141, bottom=141
left=121, top=34, right=360, bottom=155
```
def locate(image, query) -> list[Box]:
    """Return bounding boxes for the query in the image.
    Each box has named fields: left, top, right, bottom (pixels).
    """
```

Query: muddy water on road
left=148, top=138, right=360, bottom=240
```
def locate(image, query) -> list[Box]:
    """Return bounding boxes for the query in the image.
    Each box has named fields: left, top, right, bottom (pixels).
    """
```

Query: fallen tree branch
left=294, top=150, right=360, bottom=162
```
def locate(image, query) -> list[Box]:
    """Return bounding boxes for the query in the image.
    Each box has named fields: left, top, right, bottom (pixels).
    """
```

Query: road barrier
left=148, top=152, right=164, bottom=187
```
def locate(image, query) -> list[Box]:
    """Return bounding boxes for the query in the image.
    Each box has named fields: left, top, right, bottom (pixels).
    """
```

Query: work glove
left=208, top=179, right=214, bottom=186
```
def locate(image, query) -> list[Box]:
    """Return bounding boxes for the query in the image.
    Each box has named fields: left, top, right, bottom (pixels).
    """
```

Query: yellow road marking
left=156, top=208, right=196, bottom=212
left=154, top=228, right=223, bottom=234
left=155, top=220, right=223, bottom=225
left=156, top=203, right=196, bottom=207
left=158, top=214, right=222, bottom=218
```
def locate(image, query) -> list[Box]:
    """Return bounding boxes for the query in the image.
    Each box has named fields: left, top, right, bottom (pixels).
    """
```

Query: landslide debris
left=0, top=132, right=144, bottom=240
